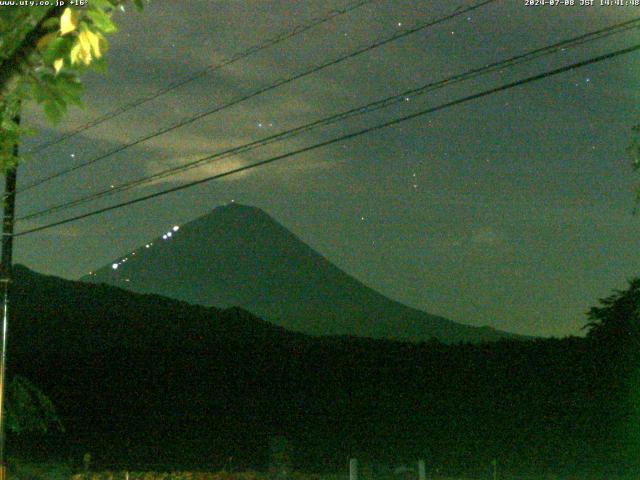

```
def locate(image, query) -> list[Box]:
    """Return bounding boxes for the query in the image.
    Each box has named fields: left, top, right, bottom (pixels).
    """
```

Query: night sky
left=11, top=0, right=640, bottom=338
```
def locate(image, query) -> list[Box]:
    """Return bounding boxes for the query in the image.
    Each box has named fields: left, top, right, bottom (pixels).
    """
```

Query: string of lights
left=14, top=41, right=640, bottom=238
left=16, top=16, right=640, bottom=223
left=15, top=0, right=497, bottom=195
left=24, top=0, right=378, bottom=155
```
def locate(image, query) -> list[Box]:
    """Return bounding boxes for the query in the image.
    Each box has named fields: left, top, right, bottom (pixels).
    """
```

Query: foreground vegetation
left=5, top=266, right=640, bottom=478
left=7, top=465, right=640, bottom=480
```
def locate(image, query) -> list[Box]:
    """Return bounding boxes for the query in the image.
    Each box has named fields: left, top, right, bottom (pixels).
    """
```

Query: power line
left=14, top=42, right=640, bottom=237
left=16, top=16, right=640, bottom=223
left=24, top=0, right=377, bottom=155
left=16, top=0, right=497, bottom=194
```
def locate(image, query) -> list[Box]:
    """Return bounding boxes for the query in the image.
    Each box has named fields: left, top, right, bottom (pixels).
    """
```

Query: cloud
left=139, top=136, right=339, bottom=187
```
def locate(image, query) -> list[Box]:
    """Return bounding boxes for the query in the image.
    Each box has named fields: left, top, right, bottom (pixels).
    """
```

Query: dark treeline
left=6, top=265, right=639, bottom=478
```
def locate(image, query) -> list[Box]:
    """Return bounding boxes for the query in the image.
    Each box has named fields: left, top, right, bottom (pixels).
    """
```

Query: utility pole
left=0, top=135, right=19, bottom=480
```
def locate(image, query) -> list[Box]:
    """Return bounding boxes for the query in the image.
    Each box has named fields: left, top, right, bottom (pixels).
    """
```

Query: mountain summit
left=83, top=203, right=518, bottom=343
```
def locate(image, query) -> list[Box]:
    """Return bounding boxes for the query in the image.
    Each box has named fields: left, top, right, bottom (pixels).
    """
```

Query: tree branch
left=0, top=6, right=64, bottom=98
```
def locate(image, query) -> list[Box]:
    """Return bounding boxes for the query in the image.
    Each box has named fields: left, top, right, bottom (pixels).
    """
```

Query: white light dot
left=112, top=263, right=118, bottom=270
left=397, top=22, right=402, bottom=26
left=162, top=234, right=167, bottom=240
left=145, top=244, right=150, bottom=248
left=172, top=225, right=179, bottom=231
left=70, top=153, right=75, bottom=158
left=167, top=232, right=172, bottom=237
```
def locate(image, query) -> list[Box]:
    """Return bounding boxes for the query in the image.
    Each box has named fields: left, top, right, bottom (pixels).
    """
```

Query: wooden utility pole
left=0, top=138, right=19, bottom=480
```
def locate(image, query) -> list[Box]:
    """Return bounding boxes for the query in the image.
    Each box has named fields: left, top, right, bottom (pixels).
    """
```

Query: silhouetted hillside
left=6, top=266, right=637, bottom=477
left=83, top=203, right=521, bottom=344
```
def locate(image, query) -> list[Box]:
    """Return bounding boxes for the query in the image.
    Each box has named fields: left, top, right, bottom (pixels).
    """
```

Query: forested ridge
left=6, top=266, right=639, bottom=478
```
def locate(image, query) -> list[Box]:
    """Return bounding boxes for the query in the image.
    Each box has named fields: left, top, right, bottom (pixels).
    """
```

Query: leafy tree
left=584, top=278, right=640, bottom=347
left=584, top=278, right=640, bottom=470
left=5, top=375, right=61, bottom=434
left=628, top=125, right=640, bottom=209
left=0, top=0, right=147, bottom=171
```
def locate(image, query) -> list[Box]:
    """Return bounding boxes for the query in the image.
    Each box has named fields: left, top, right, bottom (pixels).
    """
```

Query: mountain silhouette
left=83, top=203, right=520, bottom=343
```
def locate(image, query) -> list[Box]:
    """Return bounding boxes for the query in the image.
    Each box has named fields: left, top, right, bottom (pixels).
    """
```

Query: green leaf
left=41, top=16, right=60, bottom=30
left=29, top=79, right=49, bottom=104
left=41, top=35, right=74, bottom=65
left=54, top=73, right=84, bottom=107
left=88, top=0, right=114, bottom=10
left=132, top=0, right=146, bottom=11
left=43, top=100, right=64, bottom=124
left=86, top=9, right=117, bottom=33
left=89, top=56, right=109, bottom=73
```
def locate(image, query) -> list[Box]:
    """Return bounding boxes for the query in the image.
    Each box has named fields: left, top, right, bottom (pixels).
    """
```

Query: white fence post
left=349, top=458, right=358, bottom=480
left=417, top=459, right=426, bottom=480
